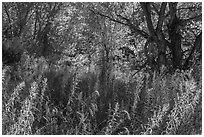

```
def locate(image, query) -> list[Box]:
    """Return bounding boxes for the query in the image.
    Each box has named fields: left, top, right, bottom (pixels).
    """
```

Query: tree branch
left=90, top=9, right=127, bottom=26
left=156, top=2, right=167, bottom=32
left=180, top=14, right=202, bottom=26
left=177, top=6, right=201, bottom=12
left=151, top=3, right=159, bottom=15
left=132, top=61, right=148, bottom=76
left=3, top=3, right=12, bottom=27
left=90, top=9, right=149, bottom=39
left=183, top=32, right=202, bottom=69
left=116, top=14, right=149, bottom=38
left=168, top=2, right=178, bottom=23
left=140, top=2, right=155, bottom=35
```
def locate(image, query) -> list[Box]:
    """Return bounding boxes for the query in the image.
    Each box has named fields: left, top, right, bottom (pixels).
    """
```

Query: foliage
left=2, top=56, right=201, bottom=135
left=2, top=2, right=202, bottom=135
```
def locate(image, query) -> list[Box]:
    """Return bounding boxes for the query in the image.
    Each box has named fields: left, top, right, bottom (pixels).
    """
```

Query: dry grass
left=2, top=57, right=202, bottom=135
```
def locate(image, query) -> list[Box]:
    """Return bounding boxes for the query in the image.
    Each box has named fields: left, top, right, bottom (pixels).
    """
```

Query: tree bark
left=168, top=3, right=183, bottom=69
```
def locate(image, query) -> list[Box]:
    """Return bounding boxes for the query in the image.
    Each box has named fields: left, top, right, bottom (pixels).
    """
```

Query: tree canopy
left=2, top=2, right=202, bottom=72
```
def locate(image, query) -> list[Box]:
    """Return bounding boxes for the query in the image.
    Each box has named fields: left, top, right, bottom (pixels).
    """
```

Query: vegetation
left=2, top=2, right=202, bottom=135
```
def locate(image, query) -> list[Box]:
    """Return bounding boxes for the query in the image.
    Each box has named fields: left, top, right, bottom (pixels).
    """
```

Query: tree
left=90, top=2, right=202, bottom=72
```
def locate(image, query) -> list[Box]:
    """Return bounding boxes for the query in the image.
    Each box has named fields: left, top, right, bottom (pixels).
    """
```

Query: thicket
left=2, top=55, right=202, bottom=135
left=2, top=2, right=202, bottom=135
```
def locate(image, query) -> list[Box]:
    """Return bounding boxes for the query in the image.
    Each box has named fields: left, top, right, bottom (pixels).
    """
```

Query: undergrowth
left=2, top=57, right=202, bottom=135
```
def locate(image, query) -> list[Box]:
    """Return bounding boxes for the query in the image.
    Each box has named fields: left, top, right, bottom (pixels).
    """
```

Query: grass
left=2, top=57, right=202, bottom=135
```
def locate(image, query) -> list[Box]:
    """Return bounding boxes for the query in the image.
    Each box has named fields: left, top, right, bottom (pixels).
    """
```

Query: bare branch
left=25, top=10, right=35, bottom=25
left=131, top=61, right=148, bottom=76
left=140, top=2, right=155, bottom=35
left=168, top=2, right=178, bottom=21
left=116, top=14, right=149, bottom=38
left=90, top=9, right=127, bottom=26
left=156, top=2, right=167, bottom=32
left=180, top=14, right=202, bottom=25
left=3, top=3, right=12, bottom=26
left=90, top=9, right=149, bottom=39
left=183, top=32, right=202, bottom=68
left=177, top=6, right=200, bottom=12
left=151, top=3, right=159, bottom=15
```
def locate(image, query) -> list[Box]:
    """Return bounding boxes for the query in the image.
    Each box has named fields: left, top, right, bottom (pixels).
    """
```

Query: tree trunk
left=168, top=5, right=183, bottom=69
left=169, top=32, right=182, bottom=69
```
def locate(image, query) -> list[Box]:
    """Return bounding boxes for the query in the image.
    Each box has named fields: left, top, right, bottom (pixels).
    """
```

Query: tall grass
left=2, top=57, right=202, bottom=135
